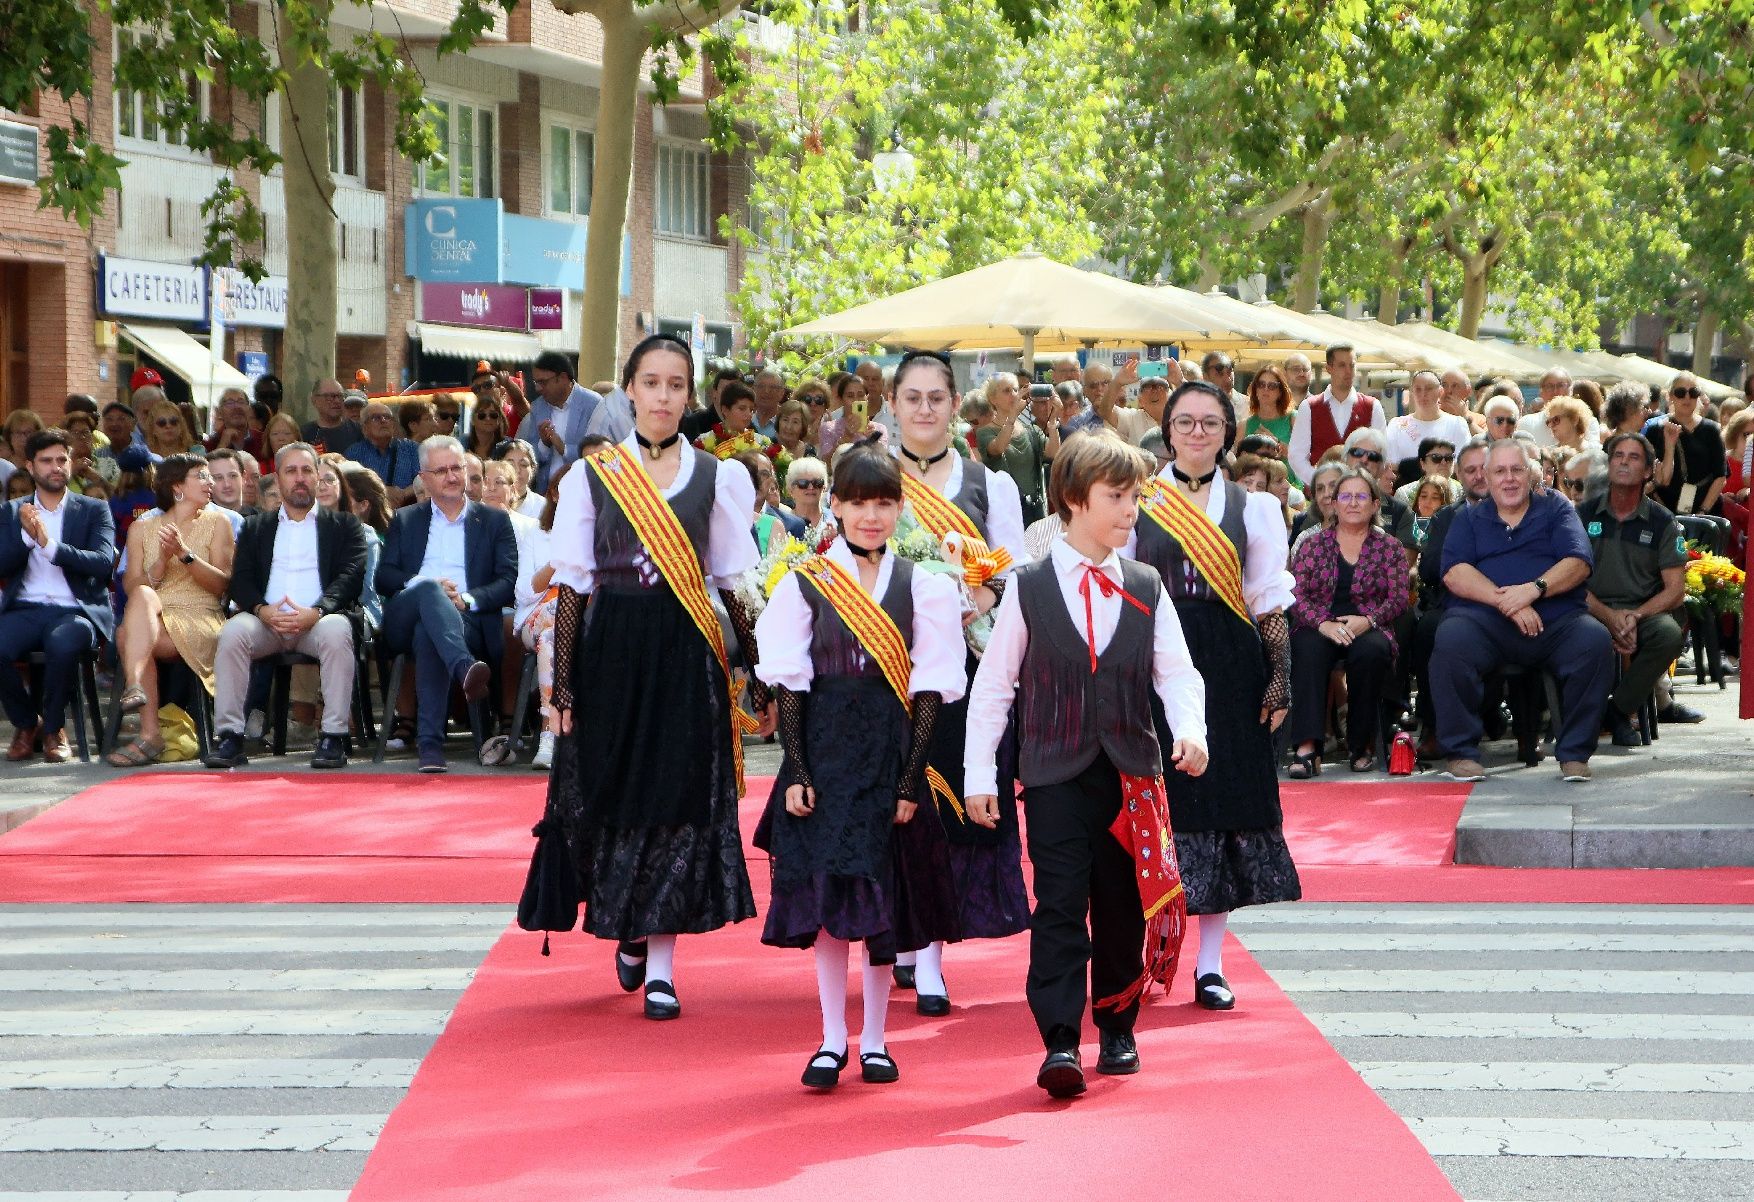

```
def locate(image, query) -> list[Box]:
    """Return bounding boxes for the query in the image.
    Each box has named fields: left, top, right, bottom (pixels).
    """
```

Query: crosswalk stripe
left=0, top=1193, right=352, bottom=1201
left=1232, top=907, right=1754, bottom=928
left=1269, top=969, right=1754, bottom=995
left=0, top=1009, right=449, bottom=1038
left=3, top=934, right=496, bottom=956
left=0, top=1059, right=421, bottom=1091
left=0, top=1114, right=382, bottom=1153
left=1409, top=1116, right=1754, bottom=1159
left=1239, top=931, right=1754, bottom=954
left=0, top=968, right=476, bottom=993
left=0, top=910, right=506, bottom=929
left=1359, top=1061, right=1754, bottom=1093
left=1312, top=1011, right=1754, bottom=1041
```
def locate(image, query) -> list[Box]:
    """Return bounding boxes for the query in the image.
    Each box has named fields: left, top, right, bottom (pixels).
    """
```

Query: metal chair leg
left=374, top=654, right=405, bottom=764
left=270, top=663, right=292, bottom=757
left=509, top=652, right=538, bottom=757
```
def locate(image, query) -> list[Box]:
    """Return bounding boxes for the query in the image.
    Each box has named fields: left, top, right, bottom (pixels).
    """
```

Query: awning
left=414, top=322, right=543, bottom=363
left=118, top=322, right=253, bottom=410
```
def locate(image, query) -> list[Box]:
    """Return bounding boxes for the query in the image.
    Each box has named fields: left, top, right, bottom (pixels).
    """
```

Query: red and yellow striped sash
left=1138, top=477, right=1251, bottom=625
left=588, top=443, right=759, bottom=793
left=899, top=472, right=1012, bottom=588
left=793, top=555, right=961, bottom=822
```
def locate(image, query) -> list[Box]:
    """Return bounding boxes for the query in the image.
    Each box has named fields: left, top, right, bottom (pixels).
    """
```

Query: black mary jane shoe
left=1194, top=972, right=1236, bottom=1011
left=801, top=1048, right=848, bottom=1089
left=915, top=992, right=951, bottom=1017
left=614, top=941, right=647, bottom=993
left=643, top=980, right=681, bottom=1021
left=1096, top=1030, right=1140, bottom=1076
left=892, top=965, right=916, bottom=991
left=1036, top=1048, right=1086, bottom=1098
left=859, top=1050, right=900, bottom=1084
left=1287, top=752, right=1321, bottom=780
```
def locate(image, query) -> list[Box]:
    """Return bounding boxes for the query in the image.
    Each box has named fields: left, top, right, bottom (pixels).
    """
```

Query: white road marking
left=1359, top=1061, right=1754, bottom=1093
left=1410, top=1116, right=1754, bottom=1160
left=0, top=968, right=476, bottom=993
left=1268, top=969, right=1754, bottom=995
left=0, top=1009, right=448, bottom=1038
left=0, top=1059, right=421, bottom=1091
left=1311, top=1010, right=1754, bottom=1042
left=0, top=1114, right=383, bottom=1153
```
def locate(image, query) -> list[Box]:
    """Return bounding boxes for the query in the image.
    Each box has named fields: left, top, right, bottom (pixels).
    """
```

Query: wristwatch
left=1533, top=577, right=1549, bottom=595
left=180, top=551, right=196, bottom=565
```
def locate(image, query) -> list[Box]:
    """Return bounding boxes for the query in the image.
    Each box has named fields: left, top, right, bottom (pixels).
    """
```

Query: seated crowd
left=0, top=348, right=1744, bottom=782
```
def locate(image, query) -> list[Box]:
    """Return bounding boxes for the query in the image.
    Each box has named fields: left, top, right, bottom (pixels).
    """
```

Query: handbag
left=516, top=813, right=581, bottom=956
left=156, top=704, right=199, bottom=763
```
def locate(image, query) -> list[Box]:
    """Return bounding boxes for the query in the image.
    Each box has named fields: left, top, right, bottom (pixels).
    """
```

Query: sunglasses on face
left=435, top=411, right=459, bottom=422
left=1561, top=477, right=1586, bottom=492
left=154, top=418, right=182, bottom=429
left=804, top=396, right=829, bottom=407
left=1672, top=387, right=1701, bottom=399
left=1424, top=453, right=1455, bottom=464
left=791, top=479, right=825, bottom=490
left=1347, top=448, right=1384, bottom=464
left=1489, top=416, right=1516, bottom=426
left=1256, top=380, right=1282, bottom=390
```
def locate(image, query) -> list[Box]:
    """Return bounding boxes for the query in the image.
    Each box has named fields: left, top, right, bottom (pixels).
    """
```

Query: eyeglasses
left=1489, top=415, right=1517, bottom=426
left=1169, top=415, right=1226, bottom=435
left=1560, top=477, right=1586, bottom=492
left=472, top=381, right=497, bottom=393
left=531, top=374, right=558, bottom=390
left=791, top=479, right=825, bottom=490
left=435, top=411, right=460, bottom=422
left=365, top=413, right=392, bottom=423
left=313, top=391, right=344, bottom=401
left=803, top=395, right=830, bottom=407
left=153, top=418, right=183, bottom=429
left=423, top=464, right=464, bottom=477
left=1346, top=448, right=1385, bottom=464
left=1672, top=387, right=1701, bottom=399
left=1335, top=492, right=1375, bottom=505
left=1424, top=453, right=1455, bottom=464
left=1255, top=380, right=1282, bottom=391
left=896, top=391, right=955, bottom=410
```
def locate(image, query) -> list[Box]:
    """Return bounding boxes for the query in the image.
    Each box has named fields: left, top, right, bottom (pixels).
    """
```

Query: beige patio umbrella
left=1272, top=309, right=1472, bottom=376
left=1156, top=288, right=1328, bottom=354
left=781, top=250, right=1223, bottom=372
left=1390, top=321, right=1551, bottom=381
left=1604, top=352, right=1740, bottom=400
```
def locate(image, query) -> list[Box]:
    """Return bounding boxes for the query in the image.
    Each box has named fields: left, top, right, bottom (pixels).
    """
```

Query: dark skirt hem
left=1175, top=827, right=1302, bottom=915
left=762, top=872, right=898, bottom=963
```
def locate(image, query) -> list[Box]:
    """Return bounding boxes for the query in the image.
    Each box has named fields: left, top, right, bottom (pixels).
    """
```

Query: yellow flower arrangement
left=1684, top=547, right=1745, bottom=616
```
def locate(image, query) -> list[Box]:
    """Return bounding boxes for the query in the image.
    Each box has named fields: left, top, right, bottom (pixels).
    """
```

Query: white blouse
left=753, top=539, right=967, bottom=702
left=548, top=433, right=759, bottom=593
left=888, top=447, right=1029, bottom=569
left=1124, top=465, right=1297, bottom=615
left=507, top=510, right=549, bottom=630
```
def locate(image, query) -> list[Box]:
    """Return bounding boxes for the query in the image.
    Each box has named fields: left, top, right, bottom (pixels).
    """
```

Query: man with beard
left=0, top=429, right=118, bottom=763
left=205, top=443, right=367, bottom=771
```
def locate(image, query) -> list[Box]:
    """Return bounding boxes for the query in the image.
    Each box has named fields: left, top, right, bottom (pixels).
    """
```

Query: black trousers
left=1022, top=753, right=1144, bottom=1052
left=1288, top=625, right=1394, bottom=757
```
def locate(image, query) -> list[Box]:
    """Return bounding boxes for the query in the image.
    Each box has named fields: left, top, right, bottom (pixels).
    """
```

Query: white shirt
left=1384, top=411, right=1471, bottom=464
left=963, top=537, right=1207, bottom=797
left=263, top=506, right=323, bottom=609
left=17, top=493, right=77, bottom=607
left=1517, top=408, right=1602, bottom=449
left=507, top=510, right=549, bottom=630
left=1288, top=388, right=1387, bottom=486
left=414, top=500, right=471, bottom=600
left=549, top=432, right=759, bottom=593
left=1123, top=466, right=1297, bottom=615
left=516, top=490, right=547, bottom=520
left=753, top=539, right=967, bottom=701
left=887, top=446, right=1030, bottom=569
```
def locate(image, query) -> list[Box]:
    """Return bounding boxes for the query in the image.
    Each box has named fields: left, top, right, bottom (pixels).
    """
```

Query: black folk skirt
left=1154, top=599, right=1302, bottom=915
left=549, top=586, right=755, bottom=940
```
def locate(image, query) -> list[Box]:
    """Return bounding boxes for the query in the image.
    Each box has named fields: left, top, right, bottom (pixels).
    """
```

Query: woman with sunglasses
left=143, top=399, right=200, bottom=461
left=465, top=393, right=508, bottom=460
left=1651, top=373, right=1727, bottom=516
left=1124, top=381, right=1298, bottom=1011
left=794, top=378, right=832, bottom=445
left=1541, top=397, right=1593, bottom=453
left=885, top=350, right=1029, bottom=1017
left=784, top=455, right=834, bottom=546
left=1238, top=365, right=1296, bottom=458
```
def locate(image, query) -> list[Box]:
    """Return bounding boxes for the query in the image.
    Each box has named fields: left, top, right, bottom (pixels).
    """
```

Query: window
left=547, top=123, right=594, bottom=218
left=114, top=29, right=208, bottom=151
left=417, top=96, right=497, bottom=199
left=655, top=142, right=710, bottom=240
left=329, top=84, right=365, bottom=181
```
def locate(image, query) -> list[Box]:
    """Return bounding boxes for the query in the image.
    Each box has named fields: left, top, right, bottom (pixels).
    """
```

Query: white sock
left=645, top=934, right=677, bottom=1005
left=860, top=948, right=892, bottom=1053
left=894, top=950, right=917, bottom=968
left=1197, top=913, right=1227, bottom=979
left=815, top=936, right=850, bottom=1055
left=913, top=940, right=946, bottom=997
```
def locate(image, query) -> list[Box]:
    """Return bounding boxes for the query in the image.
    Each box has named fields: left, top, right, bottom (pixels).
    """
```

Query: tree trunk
left=1456, top=257, right=1490, bottom=339
left=1292, top=190, right=1332, bottom=311
left=1693, top=307, right=1720, bottom=378
left=579, top=5, right=646, bottom=385
left=1377, top=279, right=1402, bottom=324
left=277, top=0, right=338, bottom=422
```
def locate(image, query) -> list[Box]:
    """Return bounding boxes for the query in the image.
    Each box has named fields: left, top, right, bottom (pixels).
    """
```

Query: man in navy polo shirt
left=1431, top=439, right=1613, bottom=782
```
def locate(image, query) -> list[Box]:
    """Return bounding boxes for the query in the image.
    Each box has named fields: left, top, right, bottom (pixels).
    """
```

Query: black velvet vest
left=588, top=448, right=717, bottom=592
left=800, top=557, right=915, bottom=680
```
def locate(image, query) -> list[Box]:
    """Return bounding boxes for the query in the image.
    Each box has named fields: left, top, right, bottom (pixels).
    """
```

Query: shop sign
left=422, top=282, right=528, bottom=331
left=99, top=255, right=208, bottom=323
left=0, top=120, right=38, bottom=186
left=404, top=198, right=503, bottom=283
left=528, top=288, right=565, bottom=330
left=215, top=268, right=289, bottom=329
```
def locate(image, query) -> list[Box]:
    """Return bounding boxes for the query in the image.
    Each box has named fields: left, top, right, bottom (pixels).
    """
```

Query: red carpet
left=349, top=923, right=1461, bottom=1202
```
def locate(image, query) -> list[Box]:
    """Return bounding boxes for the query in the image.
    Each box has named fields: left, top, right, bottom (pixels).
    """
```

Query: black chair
left=104, top=657, right=212, bottom=761
left=507, top=650, right=542, bottom=760
left=262, top=643, right=376, bottom=757
left=1496, top=663, right=1563, bottom=767
left=23, top=648, right=105, bottom=763
left=1611, top=654, right=1660, bottom=746
left=1676, top=514, right=1732, bottom=688
left=371, top=652, right=489, bottom=764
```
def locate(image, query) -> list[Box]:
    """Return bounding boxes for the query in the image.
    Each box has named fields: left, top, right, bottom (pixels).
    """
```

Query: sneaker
left=1560, top=760, right=1591, bottom=782
left=532, top=730, right=555, bottom=770
left=1445, top=758, right=1486, bottom=782
left=310, top=733, right=348, bottom=770
left=244, top=709, right=267, bottom=742
left=203, top=731, right=250, bottom=769
left=1656, top=701, right=1706, bottom=724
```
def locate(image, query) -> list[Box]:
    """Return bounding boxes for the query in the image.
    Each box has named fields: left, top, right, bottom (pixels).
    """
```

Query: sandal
left=118, top=685, right=148, bottom=714
left=1350, top=753, right=1376, bottom=773
left=106, top=735, right=165, bottom=768
left=1287, top=751, right=1321, bottom=780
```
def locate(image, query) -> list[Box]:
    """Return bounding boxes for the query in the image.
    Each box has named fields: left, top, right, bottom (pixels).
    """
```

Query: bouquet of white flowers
left=732, top=534, right=815, bottom=619
left=890, top=512, right=994, bottom=656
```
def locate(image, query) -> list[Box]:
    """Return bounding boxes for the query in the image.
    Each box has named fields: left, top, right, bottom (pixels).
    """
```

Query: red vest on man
left=1307, top=392, right=1377, bottom=464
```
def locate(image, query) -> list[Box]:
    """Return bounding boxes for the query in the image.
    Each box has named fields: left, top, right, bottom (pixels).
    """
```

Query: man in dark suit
left=206, top=443, right=368, bottom=770
left=0, top=428, right=118, bottom=763
left=376, top=435, right=516, bottom=772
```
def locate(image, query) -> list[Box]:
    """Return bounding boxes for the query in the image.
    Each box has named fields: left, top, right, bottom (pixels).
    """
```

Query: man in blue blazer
left=376, top=435, right=517, bottom=772
left=0, top=428, right=118, bottom=762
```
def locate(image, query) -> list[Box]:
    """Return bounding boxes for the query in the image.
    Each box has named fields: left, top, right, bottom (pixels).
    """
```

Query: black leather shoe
left=915, top=992, right=951, bottom=1017
left=460, top=661, right=491, bottom=703
left=1607, top=708, right=1643, bottom=748
left=801, top=1048, right=847, bottom=1089
left=1096, top=1030, right=1140, bottom=1075
left=1037, top=1048, right=1086, bottom=1098
left=1657, top=701, right=1706, bottom=724
left=203, top=731, right=249, bottom=769
left=643, top=980, right=680, bottom=1021
left=892, top=965, right=916, bottom=991
left=310, top=733, right=348, bottom=770
left=614, top=941, right=647, bottom=993
left=859, top=1050, right=899, bottom=1084
left=1195, top=972, right=1236, bottom=1010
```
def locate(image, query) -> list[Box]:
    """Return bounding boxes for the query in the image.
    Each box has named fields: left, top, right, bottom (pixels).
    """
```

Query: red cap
left=130, top=366, right=164, bottom=391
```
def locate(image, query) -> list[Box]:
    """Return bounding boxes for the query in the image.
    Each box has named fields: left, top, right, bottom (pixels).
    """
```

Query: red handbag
left=1388, top=730, right=1417, bottom=776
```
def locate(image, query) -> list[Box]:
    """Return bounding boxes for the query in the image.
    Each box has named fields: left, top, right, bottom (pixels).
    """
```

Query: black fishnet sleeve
left=1259, top=610, right=1291, bottom=715
left=777, top=686, right=810, bottom=789
left=720, top=588, right=771, bottom=710
left=985, top=576, right=1007, bottom=609
left=550, top=586, right=585, bottom=713
left=897, top=691, right=941, bottom=802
